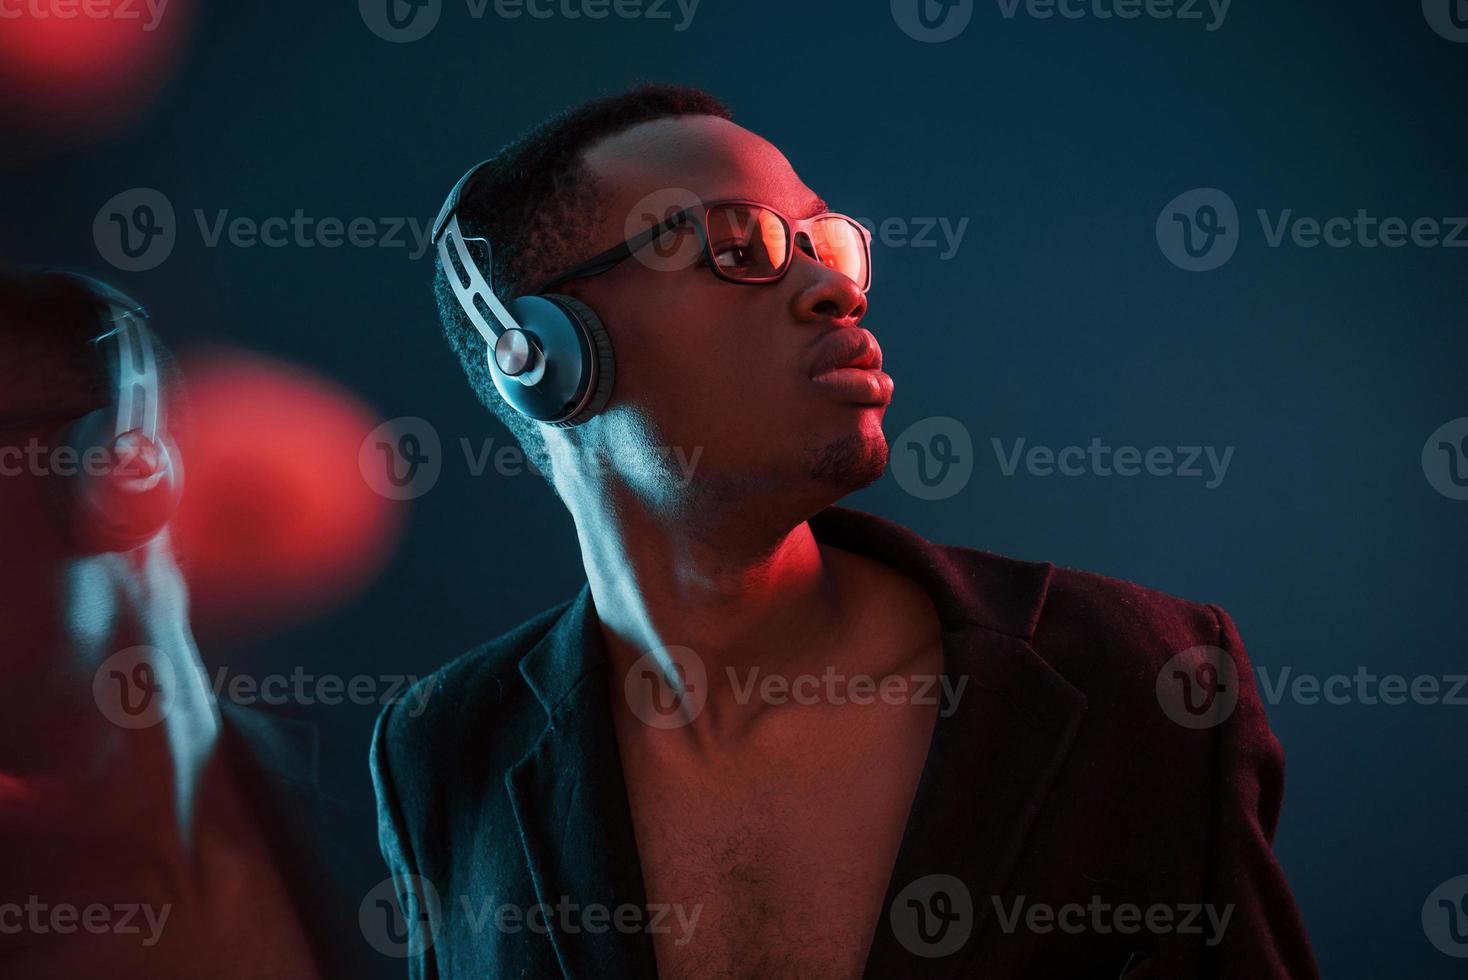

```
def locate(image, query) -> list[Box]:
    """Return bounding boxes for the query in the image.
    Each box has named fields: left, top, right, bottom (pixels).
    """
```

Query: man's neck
left=573, top=491, right=854, bottom=725
left=0, top=534, right=222, bottom=852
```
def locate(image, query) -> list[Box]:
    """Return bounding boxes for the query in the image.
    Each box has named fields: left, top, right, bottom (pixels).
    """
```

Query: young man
left=371, top=85, right=1318, bottom=979
left=0, top=271, right=387, bottom=980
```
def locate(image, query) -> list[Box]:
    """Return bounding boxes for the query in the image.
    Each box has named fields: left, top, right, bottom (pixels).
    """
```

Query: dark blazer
left=371, top=506, right=1320, bottom=979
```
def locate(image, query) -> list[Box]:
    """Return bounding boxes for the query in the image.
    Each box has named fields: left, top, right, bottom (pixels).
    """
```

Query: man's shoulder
left=939, top=536, right=1236, bottom=678
left=818, top=507, right=1240, bottom=678
left=370, top=596, right=571, bottom=778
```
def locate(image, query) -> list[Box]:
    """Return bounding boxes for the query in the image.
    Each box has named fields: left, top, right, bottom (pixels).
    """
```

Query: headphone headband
left=47, top=272, right=181, bottom=552
left=430, top=160, right=616, bottom=427
left=433, top=160, right=527, bottom=344
left=58, top=274, right=161, bottom=443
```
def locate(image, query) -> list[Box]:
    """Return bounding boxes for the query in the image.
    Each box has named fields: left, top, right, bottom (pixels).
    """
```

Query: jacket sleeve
left=369, top=699, right=437, bottom=980
left=1200, top=604, right=1320, bottom=979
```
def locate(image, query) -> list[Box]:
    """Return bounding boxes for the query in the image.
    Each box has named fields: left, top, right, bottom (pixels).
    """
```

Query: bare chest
left=619, top=705, right=936, bottom=980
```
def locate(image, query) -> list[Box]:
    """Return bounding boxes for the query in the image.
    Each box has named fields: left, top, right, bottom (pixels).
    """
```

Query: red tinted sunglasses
left=534, top=200, right=873, bottom=294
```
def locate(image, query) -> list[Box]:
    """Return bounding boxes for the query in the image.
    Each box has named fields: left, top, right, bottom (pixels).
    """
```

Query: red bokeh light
left=0, top=0, right=193, bottom=139
left=171, top=348, right=405, bottom=633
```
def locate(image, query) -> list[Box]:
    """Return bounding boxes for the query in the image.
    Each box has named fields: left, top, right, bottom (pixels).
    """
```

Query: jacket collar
left=508, top=506, right=1088, bottom=979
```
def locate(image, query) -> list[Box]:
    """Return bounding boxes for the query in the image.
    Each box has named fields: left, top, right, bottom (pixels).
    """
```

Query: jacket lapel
left=505, top=586, right=659, bottom=980
left=807, top=509, right=1089, bottom=979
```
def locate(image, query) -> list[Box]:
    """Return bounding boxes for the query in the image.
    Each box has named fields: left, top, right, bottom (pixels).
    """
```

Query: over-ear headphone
left=56, top=274, right=183, bottom=553
left=432, top=161, right=615, bottom=427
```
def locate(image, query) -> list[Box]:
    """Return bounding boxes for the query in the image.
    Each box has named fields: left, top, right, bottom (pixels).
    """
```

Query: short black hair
left=0, top=268, right=113, bottom=423
left=432, top=83, right=733, bottom=486
left=0, top=268, right=182, bottom=434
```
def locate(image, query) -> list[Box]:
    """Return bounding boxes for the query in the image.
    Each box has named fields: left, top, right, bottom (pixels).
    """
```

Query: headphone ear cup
left=541, top=293, right=615, bottom=428
left=56, top=409, right=183, bottom=554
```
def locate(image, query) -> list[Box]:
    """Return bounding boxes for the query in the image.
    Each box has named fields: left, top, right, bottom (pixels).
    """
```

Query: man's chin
left=807, top=430, right=889, bottom=492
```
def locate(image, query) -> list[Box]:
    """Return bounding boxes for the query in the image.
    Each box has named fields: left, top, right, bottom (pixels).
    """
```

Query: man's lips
left=806, top=327, right=893, bottom=405
left=807, top=327, right=884, bottom=378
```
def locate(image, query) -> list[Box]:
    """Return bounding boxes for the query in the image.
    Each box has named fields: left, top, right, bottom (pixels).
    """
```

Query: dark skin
left=541, top=115, right=945, bottom=979
left=0, top=371, right=318, bottom=977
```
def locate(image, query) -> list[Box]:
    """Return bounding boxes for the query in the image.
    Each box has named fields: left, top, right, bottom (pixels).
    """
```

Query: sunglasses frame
left=532, top=199, right=873, bottom=295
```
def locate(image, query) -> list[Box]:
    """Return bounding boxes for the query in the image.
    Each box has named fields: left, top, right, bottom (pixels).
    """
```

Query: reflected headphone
left=432, top=161, right=616, bottom=427
left=56, top=274, right=183, bottom=553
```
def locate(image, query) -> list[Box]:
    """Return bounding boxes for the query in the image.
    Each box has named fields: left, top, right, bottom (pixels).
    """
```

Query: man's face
left=557, top=115, right=890, bottom=507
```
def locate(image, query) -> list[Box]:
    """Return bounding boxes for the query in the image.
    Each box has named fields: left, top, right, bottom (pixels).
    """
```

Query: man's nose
left=787, top=249, right=867, bottom=323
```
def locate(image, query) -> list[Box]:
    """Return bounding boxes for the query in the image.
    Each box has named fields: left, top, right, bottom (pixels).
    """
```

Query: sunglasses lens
left=705, top=205, right=790, bottom=281
left=810, top=216, right=870, bottom=290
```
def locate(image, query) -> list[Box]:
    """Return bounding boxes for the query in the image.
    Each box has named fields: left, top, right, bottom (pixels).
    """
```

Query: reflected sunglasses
left=533, top=200, right=873, bottom=294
